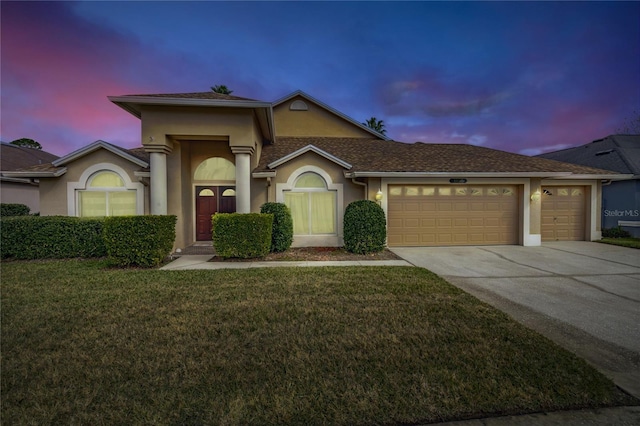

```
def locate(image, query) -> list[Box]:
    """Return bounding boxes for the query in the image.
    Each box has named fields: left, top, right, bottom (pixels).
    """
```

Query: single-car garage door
left=541, top=186, right=585, bottom=241
left=387, top=185, right=519, bottom=247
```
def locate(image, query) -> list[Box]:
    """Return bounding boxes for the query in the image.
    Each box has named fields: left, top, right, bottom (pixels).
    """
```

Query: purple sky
left=2, top=1, right=639, bottom=157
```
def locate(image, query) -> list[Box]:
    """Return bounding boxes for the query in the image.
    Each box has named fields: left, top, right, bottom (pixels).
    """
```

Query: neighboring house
left=538, top=135, right=640, bottom=237
left=0, top=142, right=59, bottom=213
left=3, top=90, right=628, bottom=250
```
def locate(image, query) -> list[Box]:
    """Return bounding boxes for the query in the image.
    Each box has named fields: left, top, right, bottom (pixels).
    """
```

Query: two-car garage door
left=387, top=184, right=587, bottom=246
left=387, top=185, right=519, bottom=247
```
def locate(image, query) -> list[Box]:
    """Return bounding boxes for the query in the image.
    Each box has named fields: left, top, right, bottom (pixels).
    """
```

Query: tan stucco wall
left=1, top=182, right=40, bottom=213
left=39, top=149, right=145, bottom=216
left=141, top=106, right=259, bottom=151
left=274, top=95, right=375, bottom=138
left=529, top=178, right=542, bottom=235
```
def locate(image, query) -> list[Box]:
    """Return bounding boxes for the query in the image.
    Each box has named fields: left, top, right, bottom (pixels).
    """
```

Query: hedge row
left=260, top=202, right=293, bottom=253
left=103, top=215, right=177, bottom=267
left=1, top=216, right=107, bottom=259
left=1, top=215, right=177, bottom=267
left=213, top=213, right=272, bottom=259
left=1, top=203, right=31, bottom=217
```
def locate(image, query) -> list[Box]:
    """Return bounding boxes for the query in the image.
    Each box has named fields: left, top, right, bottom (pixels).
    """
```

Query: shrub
left=343, top=200, right=386, bottom=254
left=1, top=203, right=30, bottom=217
left=0, top=216, right=106, bottom=259
left=602, top=226, right=631, bottom=239
left=213, top=213, right=272, bottom=259
left=103, top=215, right=177, bottom=268
left=260, top=202, right=293, bottom=252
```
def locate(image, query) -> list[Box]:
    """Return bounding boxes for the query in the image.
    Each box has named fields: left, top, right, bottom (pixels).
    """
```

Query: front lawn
left=599, top=237, right=640, bottom=249
left=1, top=260, right=635, bottom=425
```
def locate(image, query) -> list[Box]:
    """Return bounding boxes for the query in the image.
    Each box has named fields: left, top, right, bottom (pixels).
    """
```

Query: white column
left=150, top=151, right=168, bottom=215
left=234, top=151, right=251, bottom=213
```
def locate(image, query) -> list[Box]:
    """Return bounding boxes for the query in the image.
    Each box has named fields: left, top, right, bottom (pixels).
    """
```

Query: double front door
left=195, top=186, right=236, bottom=241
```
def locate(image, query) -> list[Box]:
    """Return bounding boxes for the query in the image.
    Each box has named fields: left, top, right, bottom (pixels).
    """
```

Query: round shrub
left=260, top=202, right=293, bottom=252
left=343, top=200, right=386, bottom=254
left=1, top=203, right=30, bottom=217
left=602, top=226, right=631, bottom=239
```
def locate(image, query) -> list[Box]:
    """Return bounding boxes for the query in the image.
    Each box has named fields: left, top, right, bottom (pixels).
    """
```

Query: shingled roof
left=538, top=135, right=640, bottom=177
left=119, top=91, right=259, bottom=102
left=256, top=137, right=619, bottom=176
left=0, top=142, right=58, bottom=171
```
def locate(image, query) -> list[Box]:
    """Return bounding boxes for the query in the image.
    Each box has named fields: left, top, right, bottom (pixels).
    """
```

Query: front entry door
left=195, top=186, right=237, bottom=241
left=196, top=186, right=217, bottom=241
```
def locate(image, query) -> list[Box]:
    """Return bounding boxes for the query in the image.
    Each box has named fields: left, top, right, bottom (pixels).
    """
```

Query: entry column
left=149, top=148, right=171, bottom=215
left=232, top=146, right=254, bottom=213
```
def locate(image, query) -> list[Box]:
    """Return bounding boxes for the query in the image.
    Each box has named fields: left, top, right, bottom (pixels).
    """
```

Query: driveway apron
left=391, top=241, right=640, bottom=399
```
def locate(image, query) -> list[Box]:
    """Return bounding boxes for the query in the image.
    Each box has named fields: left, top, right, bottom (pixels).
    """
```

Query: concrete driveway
left=391, top=241, right=640, bottom=398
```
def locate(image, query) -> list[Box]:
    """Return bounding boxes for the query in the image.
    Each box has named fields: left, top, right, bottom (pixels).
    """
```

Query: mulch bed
left=208, top=247, right=402, bottom=262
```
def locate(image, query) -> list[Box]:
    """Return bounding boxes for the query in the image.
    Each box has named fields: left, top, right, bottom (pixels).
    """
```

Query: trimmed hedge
left=343, top=200, right=387, bottom=254
left=103, top=215, right=177, bottom=268
left=1, top=203, right=30, bottom=217
left=213, top=213, right=273, bottom=259
left=602, top=226, right=631, bottom=239
left=260, top=202, right=293, bottom=252
left=0, top=216, right=106, bottom=259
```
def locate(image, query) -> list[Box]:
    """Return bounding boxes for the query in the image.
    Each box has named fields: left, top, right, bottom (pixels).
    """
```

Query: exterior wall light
left=375, top=189, right=383, bottom=204
left=531, top=190, right=541, bottom=202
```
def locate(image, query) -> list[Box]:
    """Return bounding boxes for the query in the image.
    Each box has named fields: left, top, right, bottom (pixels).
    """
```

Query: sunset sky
left=1, top=1, right=639, bottom=157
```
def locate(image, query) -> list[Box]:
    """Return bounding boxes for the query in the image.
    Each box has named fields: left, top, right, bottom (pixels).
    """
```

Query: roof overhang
left=558, top=173, right=634, bottom=181
left=252, top=171, right=277, bottom=178
left=268, top=144, right=352, bottom=170
left=53, top=140, right=148, bottom=168
left=108, top=95, right=276, bottom=143
left=2, top=168, right=67, bottom=178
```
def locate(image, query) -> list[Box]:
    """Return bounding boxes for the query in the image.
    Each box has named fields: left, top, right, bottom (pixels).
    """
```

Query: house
left=538, top=135, right=640, bottom=237
left=0, top=142, right=59, bottom=213
left=2, top=90, right=629, bottom=250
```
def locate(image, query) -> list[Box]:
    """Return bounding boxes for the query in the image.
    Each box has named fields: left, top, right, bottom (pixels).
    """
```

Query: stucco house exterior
left=538, top=134, right=640, bottom=237
left=3, top=90, right=628, bottom=250
left=0, top=142, right=59, bottom=213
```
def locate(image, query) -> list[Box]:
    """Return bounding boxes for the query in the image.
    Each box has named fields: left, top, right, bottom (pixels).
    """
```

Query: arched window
left=78, top=171, right=137, bottom=217
left=194, top=157, right=235, bottom=181
left=284, top=172, right=336, bottom=235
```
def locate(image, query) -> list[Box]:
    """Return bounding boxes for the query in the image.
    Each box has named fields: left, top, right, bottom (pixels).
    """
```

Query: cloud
left=467, top=135, right=488, bottom=146
left=519, top=144, right=573, bottom=156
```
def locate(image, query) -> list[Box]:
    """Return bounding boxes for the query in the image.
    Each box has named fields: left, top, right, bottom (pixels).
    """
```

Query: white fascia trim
left=108, top=96, right=272, bottom=112
left=551, top=173, right=633, bottom=181
left=252, top=171, right=277, bottom=178
left=134, top=171, right=151, bottom=177
left=53, top=140, right=148, bottom=168
left=1, top=168, right=67, bottom=178
left=346, top=171, right=573, bottom=178
left=271, top=90, right=391, bottom=141
left=268, top=144, right=352, bottom=169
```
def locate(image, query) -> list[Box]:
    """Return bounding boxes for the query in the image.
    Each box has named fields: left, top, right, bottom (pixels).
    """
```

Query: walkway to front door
left=195, top=186, right=236, bottom=240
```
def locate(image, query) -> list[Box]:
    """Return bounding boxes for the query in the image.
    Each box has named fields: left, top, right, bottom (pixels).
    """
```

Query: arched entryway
left=194, top=157, right=236, bottom=241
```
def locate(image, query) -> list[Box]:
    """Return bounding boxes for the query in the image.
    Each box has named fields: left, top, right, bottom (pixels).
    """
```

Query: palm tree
left=363, top=117, right=386, bottom=135
left=211, top=85, right=233, bottom=95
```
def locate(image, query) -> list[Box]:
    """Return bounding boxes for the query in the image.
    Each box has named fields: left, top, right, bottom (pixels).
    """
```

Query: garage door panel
left=388, top=185, right=519, bottom=246
left=541, top=186, right=585, bottom=242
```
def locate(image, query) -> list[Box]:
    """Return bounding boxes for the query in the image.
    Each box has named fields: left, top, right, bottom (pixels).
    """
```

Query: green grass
left=1, top=260, right=635, bottom=425
left=599, top=237, right=640, bottom=249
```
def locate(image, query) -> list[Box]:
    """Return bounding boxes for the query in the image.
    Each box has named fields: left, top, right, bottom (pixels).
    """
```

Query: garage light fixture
left=531, top=190, right=541, bottom=202
left=375, top=189, right=383, bottom=204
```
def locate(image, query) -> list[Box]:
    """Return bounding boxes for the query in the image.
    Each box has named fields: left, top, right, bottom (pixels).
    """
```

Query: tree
left=211, top=85, right=233, bottom=95
left=617, top=110, right=640, bottom=135
left=10, top=138, right=42, bottom=150
left=363, top=116, right=386, bottom=135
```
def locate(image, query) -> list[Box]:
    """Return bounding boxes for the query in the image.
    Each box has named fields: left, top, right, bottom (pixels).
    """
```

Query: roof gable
left=267, top=144, right=352, bottom=170
left=53, top=140, right=149, bottom=168
left=272, top=90, right=390, bottom=140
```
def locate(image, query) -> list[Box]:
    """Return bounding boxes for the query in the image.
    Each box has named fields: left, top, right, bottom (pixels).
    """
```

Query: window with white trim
left=284, top=172, right=336, bottom=235
left=78, top=171, right=137, bottom=217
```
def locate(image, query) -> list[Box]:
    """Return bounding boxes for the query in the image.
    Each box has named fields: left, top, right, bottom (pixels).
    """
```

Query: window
left=284, top=172, right=336, bottom=235
left=78, top=171, right=136, bottom=217
left=194, top=157, right=235, bottom=181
